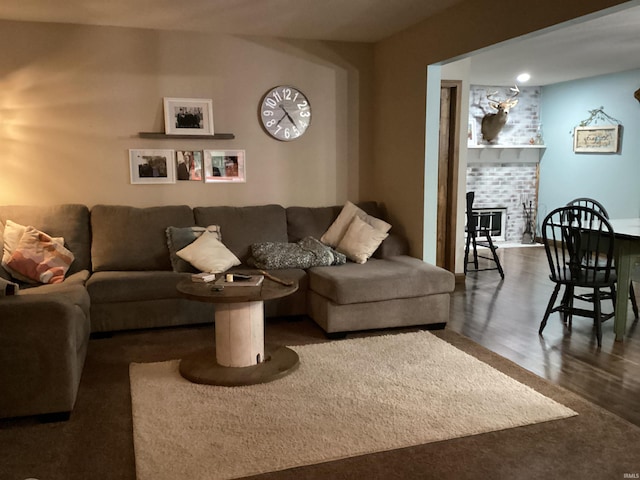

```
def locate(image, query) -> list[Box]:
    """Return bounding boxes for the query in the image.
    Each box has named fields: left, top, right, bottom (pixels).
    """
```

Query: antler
left=505, top=85, right=520, bottom=107
left=486, top=85, right=520, bottom=111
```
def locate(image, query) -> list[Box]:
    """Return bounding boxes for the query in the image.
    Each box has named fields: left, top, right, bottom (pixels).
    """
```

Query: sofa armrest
left=374, top=233, right=410, bottom=259
left=0, top=286, right=91, bottom=418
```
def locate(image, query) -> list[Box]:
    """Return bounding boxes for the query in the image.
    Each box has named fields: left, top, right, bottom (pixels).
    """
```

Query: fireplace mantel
left=468, top=145, right=545, bottom=164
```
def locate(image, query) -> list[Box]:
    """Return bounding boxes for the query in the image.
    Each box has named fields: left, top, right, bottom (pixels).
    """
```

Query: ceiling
left=0, top=1, right=638, bottom=85
left=464, top=4, right=640, bottom=86
left=0, top=0, right=465, bottom=43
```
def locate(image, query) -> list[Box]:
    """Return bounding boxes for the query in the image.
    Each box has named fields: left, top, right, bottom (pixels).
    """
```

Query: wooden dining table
left=609, top=218, right=640, bottom=341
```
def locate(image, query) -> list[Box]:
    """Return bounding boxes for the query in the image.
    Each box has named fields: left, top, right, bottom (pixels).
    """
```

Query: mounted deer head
left=481, top=85, right=520, bottom=143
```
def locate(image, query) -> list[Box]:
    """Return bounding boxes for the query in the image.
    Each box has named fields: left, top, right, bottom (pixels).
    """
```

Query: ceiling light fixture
left=516, top=73, right=531, bottom=83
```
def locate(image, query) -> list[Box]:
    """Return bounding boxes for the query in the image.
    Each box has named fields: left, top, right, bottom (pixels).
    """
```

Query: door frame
left=436, top=80, right=461, bottom=272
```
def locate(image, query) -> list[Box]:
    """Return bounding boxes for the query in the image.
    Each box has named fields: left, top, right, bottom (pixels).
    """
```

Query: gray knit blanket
left=250, top=237, right=346, bottom=269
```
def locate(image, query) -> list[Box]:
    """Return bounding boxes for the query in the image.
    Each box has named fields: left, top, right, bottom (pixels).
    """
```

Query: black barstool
left=464, top=191, right=504, bottom=279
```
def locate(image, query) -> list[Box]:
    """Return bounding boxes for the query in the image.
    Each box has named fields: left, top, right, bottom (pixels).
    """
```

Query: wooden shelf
left=468, top=145, right=546, bottom=150
left=467, top=144, right=546, bottom=163
left=138, top=132, right=235, bottom=140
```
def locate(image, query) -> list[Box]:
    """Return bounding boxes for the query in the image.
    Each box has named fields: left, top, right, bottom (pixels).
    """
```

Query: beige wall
left=0, top=20, right=373, bottom=208
left=372, top=0, right=631, bottom=261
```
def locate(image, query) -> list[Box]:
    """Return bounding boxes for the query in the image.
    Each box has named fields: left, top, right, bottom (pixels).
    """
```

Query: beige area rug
left=130, top=331, right=576, bottom=480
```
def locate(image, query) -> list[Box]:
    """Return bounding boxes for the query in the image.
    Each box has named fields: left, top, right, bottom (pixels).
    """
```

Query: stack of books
left=191, top=272, right=217, bottom=283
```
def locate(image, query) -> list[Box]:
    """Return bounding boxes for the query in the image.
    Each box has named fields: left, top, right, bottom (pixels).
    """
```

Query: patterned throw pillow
left=166, top=225, right=222, bottom=272
left=5, top=226, right=75, bottom=284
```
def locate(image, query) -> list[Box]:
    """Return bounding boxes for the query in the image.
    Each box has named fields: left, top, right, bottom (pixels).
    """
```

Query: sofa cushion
left=176, top=230, right=240, bottom=273
left=91, top=205, right=195, bottom=272
left=286, top=205, right=342, bottom=243
left=0, top=204, right=91, bottom=275
left=87, top=271, right=189, bottom=303
left=166, top=225, right=222, bottom=273
left=193, top=205, right=287, bottom=263
left=308, top=255, right=455, bottom=305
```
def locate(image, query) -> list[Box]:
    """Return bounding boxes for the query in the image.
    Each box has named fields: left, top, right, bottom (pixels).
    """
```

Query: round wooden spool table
left=176, top=276, right=299, bottom=386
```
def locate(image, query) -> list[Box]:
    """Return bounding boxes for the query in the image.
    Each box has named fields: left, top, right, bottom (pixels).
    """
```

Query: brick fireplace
left=466, top=85, right=542, bottom=243
left=466, top=163, right=538, bottom=243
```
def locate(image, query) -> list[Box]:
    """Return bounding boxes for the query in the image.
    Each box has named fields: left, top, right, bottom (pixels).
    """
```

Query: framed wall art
left=176, top=150, right=203, bottom=181
left=573, top=125, right=621, bottom=153
left=203, top=150, right=246, bottom=183
left=163, top=97, right=214, bottom=136
left=129, top=149, right=175, bottom=184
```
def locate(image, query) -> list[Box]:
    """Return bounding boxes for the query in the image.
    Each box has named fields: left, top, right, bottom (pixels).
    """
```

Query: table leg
left=615, top=250, right=630, bottom=341
left=215, top=301, right=264, bottom=367
left=179, top=300, right=299, bottom=386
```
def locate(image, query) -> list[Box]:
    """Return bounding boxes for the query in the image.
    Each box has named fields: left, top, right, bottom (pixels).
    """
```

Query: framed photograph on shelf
left=203, top=150, right=246, bottom=183
left=573, top=125, right=621, bottom=153
left=129, top=149, right=175, bottom=184
left=163, top=97, right=214, bottom=136
left=176, top=150, right=203, bottom=181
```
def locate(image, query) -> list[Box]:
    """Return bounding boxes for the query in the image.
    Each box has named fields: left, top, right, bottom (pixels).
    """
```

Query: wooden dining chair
left=539, top=205, right=617, bottom=347
left=566, top=198, right=639, bottom=318
left=464, top=191, right=504, bottom=279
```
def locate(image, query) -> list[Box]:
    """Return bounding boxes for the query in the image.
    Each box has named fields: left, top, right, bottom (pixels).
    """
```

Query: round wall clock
left=259, top=85, right=311, bottom=141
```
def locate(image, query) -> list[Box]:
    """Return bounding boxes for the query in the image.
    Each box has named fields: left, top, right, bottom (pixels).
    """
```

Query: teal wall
left=539, top=68, right=640, bottom=223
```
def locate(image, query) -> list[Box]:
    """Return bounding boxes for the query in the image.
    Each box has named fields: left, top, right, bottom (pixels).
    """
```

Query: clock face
left=259, top=85, right=311, bottom=141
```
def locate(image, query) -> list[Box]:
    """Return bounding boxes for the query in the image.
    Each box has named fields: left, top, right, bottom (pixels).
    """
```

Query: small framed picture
left=129, top=149, right=175, bottom=184
left=203, top=150, right=246, bottom=183
left=573, top=125, right=621, bottom=153
left=176, top=150, right=203, bottom=181
left=163, top=97, right=214, bottom=136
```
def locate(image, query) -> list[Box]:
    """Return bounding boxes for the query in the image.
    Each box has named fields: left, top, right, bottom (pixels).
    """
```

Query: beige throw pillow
left=176, top=230, right=240, bottom=273
left=321, top=201, right=391, bottom=247
left=336, top=216, right=389, bottom=264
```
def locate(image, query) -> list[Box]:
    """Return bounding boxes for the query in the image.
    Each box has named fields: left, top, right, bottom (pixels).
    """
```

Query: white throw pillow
left=176, top=230, right=240, bottom=273
left=321, top=201, right=391, bottom=247
left=336, top=215, right=389, bottom=264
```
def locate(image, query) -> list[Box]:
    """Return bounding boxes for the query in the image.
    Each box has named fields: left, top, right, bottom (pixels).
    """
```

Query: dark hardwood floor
left=448, top=245, right=640, bottom=427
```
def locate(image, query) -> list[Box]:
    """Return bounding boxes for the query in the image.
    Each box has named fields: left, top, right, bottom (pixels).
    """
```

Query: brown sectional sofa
left=0, top=202, right=455, bottom=420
